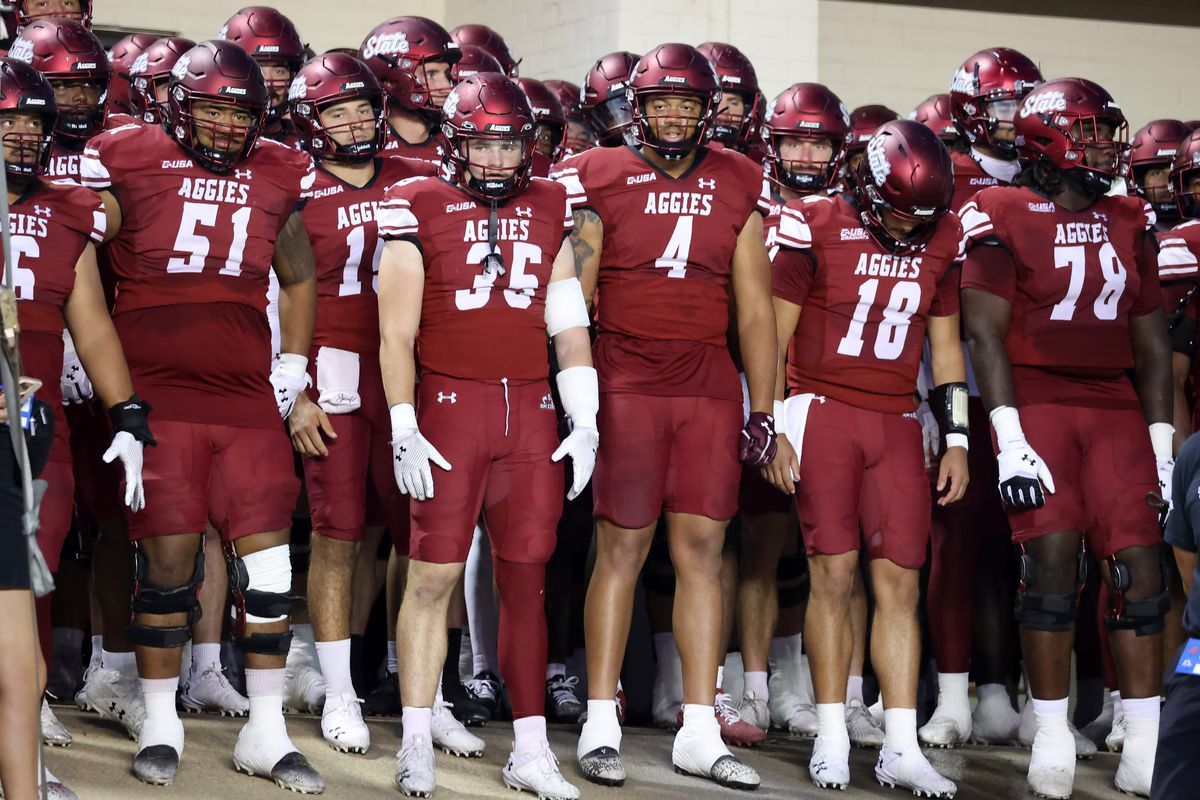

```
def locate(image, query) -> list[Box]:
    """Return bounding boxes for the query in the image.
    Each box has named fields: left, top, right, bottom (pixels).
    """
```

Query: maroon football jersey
left=81, top=122, right=316, bottom=427
left=553, top=144, right=768, bottom=400
left=11, top=180, right=106, bottom=461
left=45, top=142, right=84, bottom=185
left=772, top=193, right=961, bottom=413
left=960, top=186, right=1160, bottom=408
left=377, top=176, right=572, bottom=381
left=302, top=157, right=436, bottom=354
left=949, top=150, right=1000, bottom=213
left=1157, top=218, right=1200, bottom=284
left=382, top=127, right=443, bottom=161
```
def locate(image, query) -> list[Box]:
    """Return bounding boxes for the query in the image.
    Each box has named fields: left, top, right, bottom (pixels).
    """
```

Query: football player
left=920, top=47, right=1048, bottom=750
left=285, top=52, right=436, bottom=756
left=910, top=93, right=959, bottom=147
left=0, top=54, right=152, bottom=788
left=104, top=33, right=157, bottom=118
left=218, top=6, right=307, bottom=144
left=450, top=23, right=519, bottom=77
left=579, top=51, right=638, bottom=148
left=377, top=72, right=594, bottom=799
left=543, top=79, right=594, bottom=156
left=1159, top=130, right=1200, bottom=445
left=961, top=78, right=1169, bottom=798
left=451, top=45, right=502, bottom=83
left=696, top=42, right=761, bottom=157
left=554, top=43, right=778, bottom=790
left=128, top=37, right=197, bottom=125
left=844, top=104, right=898, bottom=174
left=517, top=77, right=567, bottom=176
left=7, top=0, right=91, bottom=29
left=80, top=40, right=322, bottom=791
left=359, top=16, right=460, bottom=161
left=772, top=120, right=966, bottom=796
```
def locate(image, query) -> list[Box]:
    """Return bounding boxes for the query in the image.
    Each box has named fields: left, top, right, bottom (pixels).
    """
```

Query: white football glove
left=269, top=353, right=309, bottom=419
left=553, top=426, right=599, bottom=501
left=991, top=406, right=1055, bottom=510
left=916, top=399, right=939, bottom=469
left=102, top=431, right=144, bottom=512
left=553, top=366, right=600, bottom=501
left=60, top=339, right=93, bottom=404
left=390, top=403, right=451, bottom=501
left=1150, top=422, right=1175, bottom=513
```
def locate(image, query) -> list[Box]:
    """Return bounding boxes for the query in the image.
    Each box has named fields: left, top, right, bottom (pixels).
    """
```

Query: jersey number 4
left=1050, top=242, right=1127, bottom=321
left=655, top=216, right=693, bottom=279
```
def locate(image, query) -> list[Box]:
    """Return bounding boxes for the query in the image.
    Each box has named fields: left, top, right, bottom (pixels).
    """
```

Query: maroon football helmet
left=450, top=24, right=518, bottom=78
left=696, top=41, right=761, bottom=150
left=440, top=72, right=536, bottom=202
left=949, top=47, right=1042, bottom=157
left=167, top=40, right=269, bottom=173
left=1129, top=119, right=1193, bottom=218
left=910, top=94, right=958, bottom=145
left=219, top=7, right=306, bottom=122
left=1014, top=77, right=1129, bottom=196
left=627, top=44, right=720, bottom=159
left=105, top=33, right=158, bottom=115
left=359, top=16, right=461, bottom=120
left=1170, top=130, right=1200, bottom=219
left=848, top=120, right=954, bottom=255
left=0, top=57, right=57, bottom=183
left=581, top=50, right=638, bottom=147
left=11, top=0, right=91, bottom=28
left=517, top=77, right=566, bottom=163
left=289, top=53, right=385, bottom=163
left=9, top=18, right=108, bottom=145
left=128, top=37, right=195, bottom=124
left=451, top=45, right=502, bottom=82
left=544, top=78, right=593, bottom=155
left=846, top=104, right=899, bottom=156
left=761, top=82, right=850, bottom=195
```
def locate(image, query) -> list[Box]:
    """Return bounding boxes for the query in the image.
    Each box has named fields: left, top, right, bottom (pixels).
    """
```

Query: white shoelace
left=715, top=692, right=743, bottom=724
left=467, top=678, right=497, bottom=701
left=549, top=676, right=580, bottom=705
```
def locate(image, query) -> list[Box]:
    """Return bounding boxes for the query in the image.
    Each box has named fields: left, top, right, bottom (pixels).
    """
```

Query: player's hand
left=936, top=445, right=969, bottom=506
left=763, top=434, right=799, bottom=495
left=60, top=348, right=93, bottom=405
left=1157, top=456, right=1175, bottom=512
left=102, top=431, right=145, bottom=512
left=916, top=400, right=939, bottom=469
left=996, top=440, right=1055, bottom=510
left=391, top=428, right=451, bottom=501
left=289, top=393, right=337, bottom=458
left=552, top=425, right=599, bottom=501
left=739, top=411, right=778, bottom=467
left=269, top=353, right=309, bottom=419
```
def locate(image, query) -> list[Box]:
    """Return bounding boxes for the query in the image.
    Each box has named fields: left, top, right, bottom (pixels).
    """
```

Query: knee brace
left=226, top=543, right=297, bottom=655
left=1013, top=543, right=1087, bottom=632
left=126, top=542, right=204, bottom=649
left=1103, top=553, right=1170, bottom=636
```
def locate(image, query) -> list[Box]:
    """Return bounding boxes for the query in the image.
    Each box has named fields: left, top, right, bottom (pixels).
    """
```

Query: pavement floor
left=42, top=705, right=1133, bottom=800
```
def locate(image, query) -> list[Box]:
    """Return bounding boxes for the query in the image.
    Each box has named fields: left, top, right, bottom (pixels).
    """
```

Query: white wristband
left=555, top=365, right=599, bottom=431
left=1149, top=422, right=1175, bottom=461
left=276, top=352, right=308, bottom=378
left=946, top=432, right=970, bottom=451
left=989, top=405, right=1025, bottom=448
left=773, top=400, right=785, bottom=422
left=389, top=402, right=418, bottom=437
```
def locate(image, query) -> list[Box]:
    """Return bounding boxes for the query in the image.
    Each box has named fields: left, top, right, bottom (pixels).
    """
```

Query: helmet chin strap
left=972, top=146, right=1021, bottom=183
left=481, top=202, right=506, bottom=280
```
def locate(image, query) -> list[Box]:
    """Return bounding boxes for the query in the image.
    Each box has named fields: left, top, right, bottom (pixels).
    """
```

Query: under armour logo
left=234, top=169, right=253, bottom=180
left=698, top=177, right=716, bottom=189
left=1021, top=454, right=1036, bottom=465
left=34, top=205, right=51, bottom=217
left=437, top=392, right=457, bottom=404
left=515, top=206, right=532, bottom=218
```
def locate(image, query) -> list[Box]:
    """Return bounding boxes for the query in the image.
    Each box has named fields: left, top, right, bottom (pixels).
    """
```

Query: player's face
left=879, top=208, right=920, bottom=240
left=22, top=0, right=81, bottom=18
left=153, top=79, right=170, bottom=107
left=465, top=137, right=523, bottom=181
left=565, top=119, right=592, bottom=152
left=718, top=91, right=745, bottom=125
left=1073, top=118, right=1117, bottom=171
left=533, top=122, right=561, bottom=158
left=259, top=62, right=294, bottom=108
left=988, top=98, right=1019, bottom=144
left=318, top=98, right=377, bottom=147
left=1186, top=174, right=1200, bottom=197
left=417, top=60, right=453, bottom=104
left=1140, top=165, right=1171, bottom=203
left=778, top=135, right=833, bottom=176
left=0, top=111, right=45, bottom=167
left=847, top=150, right=864, bottom=173
left=643, top=93, right=702, bottom=143
left=190, top=100, right=256, bottom=153
left=51, top=78, right=100, bottom=110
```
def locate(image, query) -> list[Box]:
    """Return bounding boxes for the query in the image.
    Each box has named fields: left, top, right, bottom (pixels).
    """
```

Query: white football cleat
left=1106, top=710, right=1127, bottom=753
left=37, top=765, right=78, bottom=800
left=232, top=720, right=325, bottom=794
left=846, top=698, right=885, bottom=748
left=41, top=699, right=72, bottom=747
left=809, top=735, right=851, bottom=790
left=875, top=747, right=957, bottom=798
left=502, top=742, right=581, bottom=800
left=970, top=691, right=1021, bottom=745
left=1027, top=726, right=1076, bottom=800
left=651, top=668, right=683, bottom=730
left=737, top=692, right=770, bottom=732
left=768, top=671, right=818, bottom=736
left=919, top=709, right=971, bottom=748
left=180, top=666, right=249, bottom=717
left=1018, top=700, right=1097, bottom=758
left=394, top=735, right=436, bottom=798
left=80, top=666, right=144, bottom=740
left=431, top=698, right=484, bottom=757
left=321, top=691, right=369, bottom=753
left=1113, top=718, right=1156, bottom=797
left=672, top=716, right=760, bottom=791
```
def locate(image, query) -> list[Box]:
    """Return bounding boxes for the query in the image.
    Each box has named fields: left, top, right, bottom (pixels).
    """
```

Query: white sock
left=1031, top=696, right=1070, bottom=734
left=1111, top=690, right=1124, bottom=717
left=884, top=707, right=919, bottom=754
left=578, top=699, right=620, bottom=754
left=102, top=649, right=137, bottom=674
left=513, top=715, right=548, bottom=756
left=89, top=635, right=103, bottom=667
left=245, top=668, right=286, bottom=726
left=140, top=677, right=183, bottom=751
left=190, top=643, right=222, bottom=676
left=846, top=675, right=864, bottom=704
left=716, top=665, right=725, bottom=692
left=1120, top=696, right=1159, bottom=722
left=936, top=672, right=970, bottom=711
left=744, top=671, right=769, bottom=699
left=681, top=702, right=715, bottom=732
left=402, top=706, right=432, bottom=745
left=386, top=640, right=398, bottom=675
left=977, top=682, right=1010, bottom=705
left=816, top=702, right=849, bottom=745
left=314, top=639, right=353, bottom=697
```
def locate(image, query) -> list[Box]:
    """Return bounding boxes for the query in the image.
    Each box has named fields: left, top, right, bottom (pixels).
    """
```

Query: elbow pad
left=544, top=278, right=590, bottom=337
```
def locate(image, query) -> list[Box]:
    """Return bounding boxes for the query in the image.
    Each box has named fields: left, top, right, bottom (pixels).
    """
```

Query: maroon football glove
left=739, top=411, right=778, bottom=467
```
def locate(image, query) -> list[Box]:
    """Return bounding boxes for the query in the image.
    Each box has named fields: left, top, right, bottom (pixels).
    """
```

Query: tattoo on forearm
left=277, top=212, right=315, bottom=284
left=570, top=208, right=601, bottom=280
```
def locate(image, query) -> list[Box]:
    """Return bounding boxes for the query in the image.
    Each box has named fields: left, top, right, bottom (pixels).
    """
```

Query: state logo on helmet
left=129, top=37, right=197, bottom=125
left=627, top=43, right=720, bottom=160
left=0, top=57, right=58, bottom=183
left=106, top=33, right=158, bottom=115
left=848, top=119, right=954, bottom=254
left=949, top=47, right=1042, bottom=157
left=761, top=82, right=850, bottom=195
left=440, top=72, right=536, bottom=202
left=10, top=18, right=108, bottom=145
left=359, top=16, right=461, bottom=122
left=167, top=40, right=270, bottom=173
left=289, top=53, right=386, bottom=163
